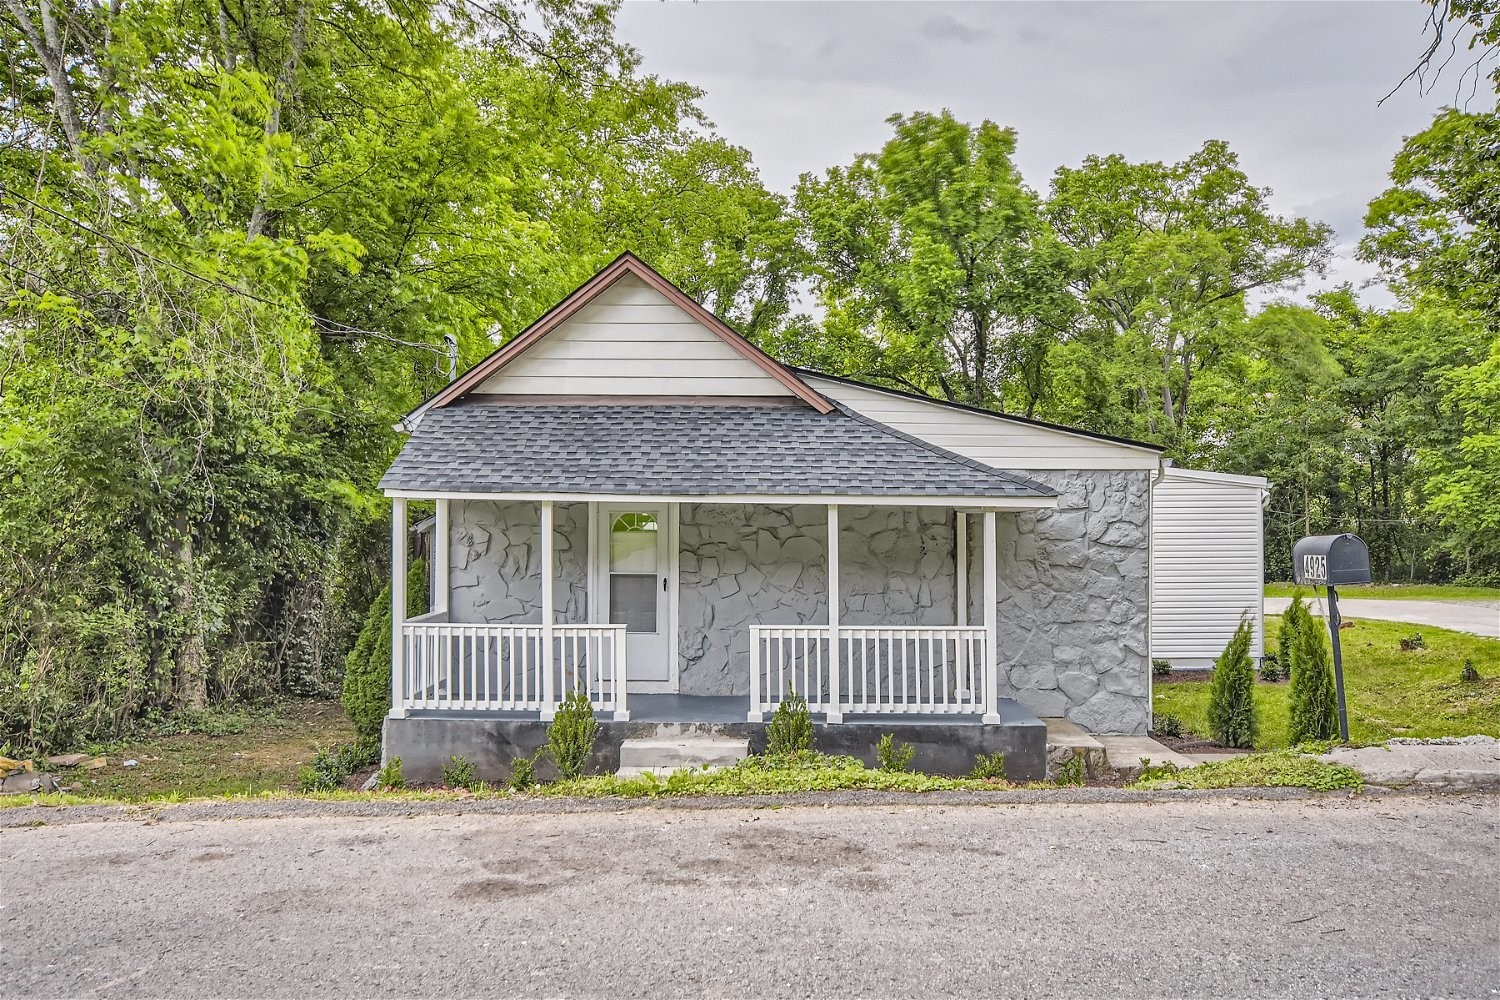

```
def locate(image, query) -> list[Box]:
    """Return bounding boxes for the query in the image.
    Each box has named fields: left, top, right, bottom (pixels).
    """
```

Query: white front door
left=597, top=504, right=675, bottom=687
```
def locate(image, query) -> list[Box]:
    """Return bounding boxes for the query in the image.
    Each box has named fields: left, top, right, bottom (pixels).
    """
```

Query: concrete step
left=1095, top=735, right=1198, bottom=781
left=617, top=736, right=749, bottom=771
left=1043, top=718, right=1112, bottom=782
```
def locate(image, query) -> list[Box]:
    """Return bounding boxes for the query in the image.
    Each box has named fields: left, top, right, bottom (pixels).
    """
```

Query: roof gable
left=421, top=254, right=833, bottom=413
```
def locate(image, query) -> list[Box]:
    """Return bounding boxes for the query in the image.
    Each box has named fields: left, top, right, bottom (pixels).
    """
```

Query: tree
left=1042, top=141, right=1332, bottom=452
left=342, top=560, right=427, bottom=742
left=794, top=111, right=1064, bottom=411
left=1207, top=617, right=1258, bottom=749
left=1279, top=595, right=1313, bottom=682
left=1289, top=617, right=1340, bottom=745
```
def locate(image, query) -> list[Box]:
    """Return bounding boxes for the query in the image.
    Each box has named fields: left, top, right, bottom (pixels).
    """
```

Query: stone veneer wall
left=447, top=500, right=589, bottom=623
left=442, top=481, right=1150, bottom=734
left=967, top=470, right=1151, bottom=735
left=676, top=504, right=961, bottom=696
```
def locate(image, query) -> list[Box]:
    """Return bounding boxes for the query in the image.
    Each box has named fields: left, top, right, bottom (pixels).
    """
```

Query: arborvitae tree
left=1279, top=595, right=1311, bottom=682
left=1207, top=617, right=1258, bottom=748
left=342, top=559, right=427, bottom=742
left=1288, top=616, right=1340, bottom=744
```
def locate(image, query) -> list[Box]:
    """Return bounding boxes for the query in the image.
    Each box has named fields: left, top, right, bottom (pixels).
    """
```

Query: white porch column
left=955, top=511, right=968, bottom=626
left=389, top=497, right=409, bottom=718
left=981, top=509, right=1001, bottom=724
left=433, top=498, right=450, bottom=616
left=826, top=503, right=842, bottom=724
left=539, top=499, right=557, bottom=720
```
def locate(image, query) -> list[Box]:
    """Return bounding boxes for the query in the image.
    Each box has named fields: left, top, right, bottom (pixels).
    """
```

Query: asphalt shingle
left=380, top=402, right=1057, bottom=498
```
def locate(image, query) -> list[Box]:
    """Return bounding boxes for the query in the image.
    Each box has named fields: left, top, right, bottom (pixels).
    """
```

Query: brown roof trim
left=418, top=253, right=835, bottom=415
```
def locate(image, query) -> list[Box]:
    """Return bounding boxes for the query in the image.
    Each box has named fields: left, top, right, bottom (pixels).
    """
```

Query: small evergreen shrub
left=342, top=559, right=428, bottom=742
left=1258, top=652, right=1284, bottom=683
left=1207, top=617, right=1258, bottom=749
left=766, top=692, right=814, bottom=756
left=875, top=734, right=916, bottom=772
left=547, top=689, right=600, bottom=780
left=1289, top=619, right=1340, bottom=744
left=375, top=756, right=405, bottom=790
left=1279, top=594, right=1311, bottom=681
left=969, top=752, right=1007, bottom=780
left=509, top=752, right=540, bottom=791
left=442, top=755, right=479, bottom=790
left=1152, top=658, right=1173, bottom=678
left=1151, top=713, right=1184, bottom=739
left=1460, top=659, right=1481, bottom=683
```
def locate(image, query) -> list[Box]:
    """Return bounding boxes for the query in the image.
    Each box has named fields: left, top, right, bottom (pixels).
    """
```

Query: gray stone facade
left=976, top=470, right=1152, bottom=735
left=440, top=478, right=1151, bottom=734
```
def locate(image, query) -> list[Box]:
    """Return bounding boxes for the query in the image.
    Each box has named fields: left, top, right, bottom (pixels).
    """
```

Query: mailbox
left=1292, top=533, right=1372, bottom=587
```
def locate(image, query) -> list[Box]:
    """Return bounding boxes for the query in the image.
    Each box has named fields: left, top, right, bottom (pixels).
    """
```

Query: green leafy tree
left=1207, top=617, right=1258, bottom=749
left=1279, top=595, right=1312, bottom=682
left=1289, top=615, right=1340, bottom=744
left=794, top=111, right=1065, bottom=411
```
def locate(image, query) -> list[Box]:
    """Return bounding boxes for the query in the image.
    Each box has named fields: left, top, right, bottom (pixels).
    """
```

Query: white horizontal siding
left=474, top=273, right=795, bottom=398
left=801, top=376, right=1159, bottom=470
left=1151, top=468, right=1266, bottom=661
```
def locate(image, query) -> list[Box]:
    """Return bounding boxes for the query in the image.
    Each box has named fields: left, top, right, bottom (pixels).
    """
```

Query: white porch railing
left=749, top=625, right=988, bottom=719
left=397, top=618, right=628, bottom=719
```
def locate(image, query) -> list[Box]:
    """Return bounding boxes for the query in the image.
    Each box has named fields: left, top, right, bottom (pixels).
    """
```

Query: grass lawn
left=34, top=699, right=355, bottom=800
left=1154, top=618, right=1500, bottom=749
left=1263, top=581, right=1500, bottom=601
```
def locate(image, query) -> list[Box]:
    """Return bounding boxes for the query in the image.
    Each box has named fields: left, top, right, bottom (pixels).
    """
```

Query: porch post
left=389, top=496, right=408, bottom=718
left=433, top=498, right=450, bottom=616
left=981, top=509, right=1001, bottom=724
left=955, top=511, right=968, bottom=626
left=826, top=503, right=842, bottom=723
left=539, top=499, right=557, bottom=720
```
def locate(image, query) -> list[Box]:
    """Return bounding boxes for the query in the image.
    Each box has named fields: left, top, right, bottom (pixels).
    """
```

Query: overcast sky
left=614, top=0, right=1483, bottom=308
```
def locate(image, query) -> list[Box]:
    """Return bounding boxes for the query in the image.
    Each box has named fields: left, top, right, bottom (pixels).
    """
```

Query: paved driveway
left=1264, top=596, right=1500, bottom=638
left=2, top=795, right=1496, bottom=998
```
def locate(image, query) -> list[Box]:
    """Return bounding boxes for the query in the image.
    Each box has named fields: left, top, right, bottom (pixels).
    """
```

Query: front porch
left=387, top=494, right=1049, bottom=726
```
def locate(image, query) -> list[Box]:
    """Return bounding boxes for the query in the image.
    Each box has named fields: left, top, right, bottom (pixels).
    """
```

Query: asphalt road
left=3, top=794, right=1498, bottom=999
left=1263, top=596, right=1500, bottom=639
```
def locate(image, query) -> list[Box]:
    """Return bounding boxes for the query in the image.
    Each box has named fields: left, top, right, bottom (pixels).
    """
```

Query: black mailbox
left=1292, top=533, right=1372, bottom=587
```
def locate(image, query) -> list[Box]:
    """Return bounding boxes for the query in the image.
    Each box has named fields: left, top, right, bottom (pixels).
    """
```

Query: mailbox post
left=1292, top=533, right=1372, bottom=742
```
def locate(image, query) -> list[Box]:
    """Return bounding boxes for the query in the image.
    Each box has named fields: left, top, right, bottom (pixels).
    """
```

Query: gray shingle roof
left=380, top=403, right=1057, bottom=499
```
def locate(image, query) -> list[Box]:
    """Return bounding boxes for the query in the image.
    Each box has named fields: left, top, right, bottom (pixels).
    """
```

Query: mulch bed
left=1149, top=732, right=1247, bottom=755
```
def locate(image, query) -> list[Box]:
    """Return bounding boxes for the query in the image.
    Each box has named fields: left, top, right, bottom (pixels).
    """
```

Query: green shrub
left=509, top=751, right=540, bottom=791
left=1461, top=659, right=1482, bottom=683
left=1258, top=652, right=1284, bottom=683
left=441, top=755, right=478, bottom=790
left=1152, top=658, right=1173, bottom=678
left=969, top=752, right=1007, bottom=780
left=1151, top=713, right=1184, bottom=739
left=547, top=689, right=600, bottom=780
left=297, top=738, right=380, bottom=792
left=1055, top=753, right=1084, bottom=786
left=766, top=692, right=814, bottom=756
left=1280, top=594, right=1311, bottom=681
left=342, top=559, right=427, bottom=742
left=375, top=756, right=405, bottom=790
left=1289, top=618, right=1340, bottom=744
left=875, top=733, right=915, bottom=772
left=1207, top=617, right=1258, bottom=749
left=1399, top=632, right=1427, bottom=651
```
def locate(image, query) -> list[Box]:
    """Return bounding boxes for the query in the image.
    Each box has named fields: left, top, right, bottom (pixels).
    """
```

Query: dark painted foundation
left=383, top=697, right=1046, bottom=784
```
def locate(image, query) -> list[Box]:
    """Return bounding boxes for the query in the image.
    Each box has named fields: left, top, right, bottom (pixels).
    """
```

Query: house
left=1150, top=466, right=1269, bottom=669
left=378, top=253, right=1170, bottom=783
